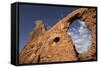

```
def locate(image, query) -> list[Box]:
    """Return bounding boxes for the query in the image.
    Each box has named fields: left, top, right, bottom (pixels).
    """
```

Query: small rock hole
left=53, top=37, right=60, bottom=43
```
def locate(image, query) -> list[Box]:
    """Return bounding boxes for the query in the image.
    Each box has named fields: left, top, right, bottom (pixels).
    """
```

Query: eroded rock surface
left=19, top=8, right=97, bottom=64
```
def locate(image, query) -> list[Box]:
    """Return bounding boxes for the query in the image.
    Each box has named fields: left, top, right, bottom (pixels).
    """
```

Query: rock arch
left=19, top=8, right=97, bottom=64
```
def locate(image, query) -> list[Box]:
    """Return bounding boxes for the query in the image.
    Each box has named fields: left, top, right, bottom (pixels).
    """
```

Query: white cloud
left=68, top=20, right=92, bottom=53
left=80, top=21, right=85, bottom=26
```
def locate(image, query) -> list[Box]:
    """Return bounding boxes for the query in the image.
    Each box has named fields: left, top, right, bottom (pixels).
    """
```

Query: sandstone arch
left=19, top=8, right=97, bottom=64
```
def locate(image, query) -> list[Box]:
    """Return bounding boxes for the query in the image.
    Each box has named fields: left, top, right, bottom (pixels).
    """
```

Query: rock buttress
left=19, top=20, right=47, bottom=64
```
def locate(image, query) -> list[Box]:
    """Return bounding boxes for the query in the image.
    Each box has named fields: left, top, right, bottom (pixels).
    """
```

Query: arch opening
left=68, top=19, right=92, bottom=54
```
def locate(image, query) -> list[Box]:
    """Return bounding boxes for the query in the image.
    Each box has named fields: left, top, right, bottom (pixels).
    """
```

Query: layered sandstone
left=19, top=8, right=97, bottom=64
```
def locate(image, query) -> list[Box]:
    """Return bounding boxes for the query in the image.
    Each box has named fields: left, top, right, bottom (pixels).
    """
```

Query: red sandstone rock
left=19, top=8, right=97, bottom=64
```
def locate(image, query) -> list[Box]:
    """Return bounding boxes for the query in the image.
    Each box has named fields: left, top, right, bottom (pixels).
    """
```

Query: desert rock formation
left=19, top=8, right=97, bottom=64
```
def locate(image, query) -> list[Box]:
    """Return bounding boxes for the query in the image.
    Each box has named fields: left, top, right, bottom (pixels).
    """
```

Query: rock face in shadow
left=19, top=8, right=97, bottom=64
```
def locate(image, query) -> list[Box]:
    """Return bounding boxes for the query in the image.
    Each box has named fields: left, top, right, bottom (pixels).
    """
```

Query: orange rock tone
left=19, top=8, right=97, bottom=64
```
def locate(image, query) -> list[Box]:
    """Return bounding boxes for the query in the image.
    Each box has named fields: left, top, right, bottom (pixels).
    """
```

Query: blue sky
left=19, top=4, right=76, bottom=53
left=68, top=20, right=92, bottom=53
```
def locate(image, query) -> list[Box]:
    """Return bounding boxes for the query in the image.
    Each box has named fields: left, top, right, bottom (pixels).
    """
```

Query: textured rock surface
left=79, top=8, right=97, bottom=60
left=19, top=8, right=97, bottom=64
left=19, top=20, right=47, bottom=64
